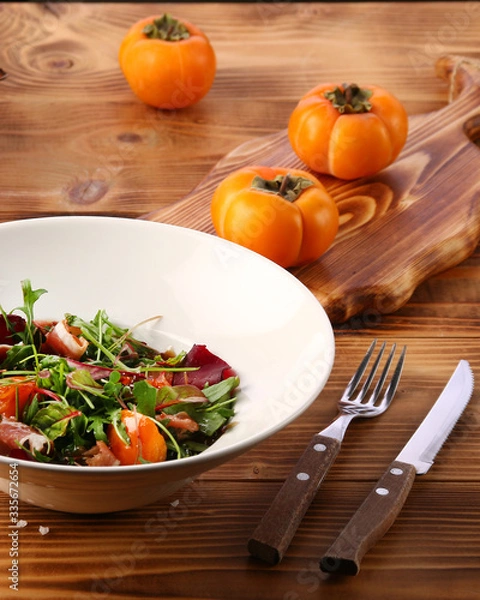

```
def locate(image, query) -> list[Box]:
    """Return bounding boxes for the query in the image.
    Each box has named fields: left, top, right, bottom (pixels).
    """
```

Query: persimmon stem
left=278, top=173, right=291, bottom=197
left=251, top=173, right=313, bottom=202
left=324, top=83, right=373, bottom=114
left=143, top=14, right=190, bottom=41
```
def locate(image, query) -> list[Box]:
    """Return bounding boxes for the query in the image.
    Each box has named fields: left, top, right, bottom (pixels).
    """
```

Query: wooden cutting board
left=142, top=56, right=480, bottom=324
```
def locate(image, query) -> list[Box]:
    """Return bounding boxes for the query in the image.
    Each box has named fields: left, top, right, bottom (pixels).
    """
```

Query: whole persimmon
left=288, top=83, right=408, bottom=180
left=211, top=166, right=339, bottom=268
left=119, top=13, right=216, bottom=109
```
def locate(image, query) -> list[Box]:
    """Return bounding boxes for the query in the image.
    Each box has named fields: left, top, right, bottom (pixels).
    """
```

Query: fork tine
left=341, top=339, right=378, bottom=401
left=366, top=342, right=396, bottom=405
left=366, top=343, right=407, bottom=408
left=341, top=342, right=406, bottom=411
left=379, top=344, right=407, bottom=408
left=356, top=341, right=387, bottom=403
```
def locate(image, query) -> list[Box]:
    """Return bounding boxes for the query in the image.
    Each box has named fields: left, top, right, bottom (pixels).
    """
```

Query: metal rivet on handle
left=314, top=443, right=327, bottom=452
left=375, top=487, right=389, bottom=496
left=297, top=472, right=310, bottom=481
left=390, top=467, right=404, bottom=476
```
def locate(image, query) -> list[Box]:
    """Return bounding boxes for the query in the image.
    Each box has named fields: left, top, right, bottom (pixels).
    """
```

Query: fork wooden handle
left=247, top=433, right=341, bottom=565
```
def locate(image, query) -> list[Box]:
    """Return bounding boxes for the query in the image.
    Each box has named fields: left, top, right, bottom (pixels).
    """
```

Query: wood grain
left=1, top=3, right=480, bottom=600
left=0, top=480, right=479, bottom=600
left=0, top=1, right=473, bottom=222
left=144, top=56, right=480, bottom=323
left=4, top=3, right=480, bottom=324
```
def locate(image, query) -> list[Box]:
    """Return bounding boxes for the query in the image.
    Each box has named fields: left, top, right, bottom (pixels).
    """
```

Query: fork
left=247, top=339, right=406, bottom=565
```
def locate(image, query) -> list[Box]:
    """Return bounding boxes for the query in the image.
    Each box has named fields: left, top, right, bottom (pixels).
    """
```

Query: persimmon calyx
left=143, top=14, right=190, bottom=41
left=324, top=83, right=373, bottom=114
left=251, top=173, right=313, bottom=202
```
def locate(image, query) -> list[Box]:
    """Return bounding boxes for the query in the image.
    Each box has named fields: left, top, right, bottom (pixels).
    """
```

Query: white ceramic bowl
left=0, top=216, right=334, bottom=513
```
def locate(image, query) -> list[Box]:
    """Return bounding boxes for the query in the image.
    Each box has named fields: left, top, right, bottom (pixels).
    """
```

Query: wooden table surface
left=1, top=2, right=479, bottom=599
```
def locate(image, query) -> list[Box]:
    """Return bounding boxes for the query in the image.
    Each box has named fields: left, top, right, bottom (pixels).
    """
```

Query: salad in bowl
left=0, top=280, right=239, bottom=468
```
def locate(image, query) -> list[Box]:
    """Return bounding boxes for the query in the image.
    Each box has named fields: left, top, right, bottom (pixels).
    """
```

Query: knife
left=319, top=359, right=474, bottom=576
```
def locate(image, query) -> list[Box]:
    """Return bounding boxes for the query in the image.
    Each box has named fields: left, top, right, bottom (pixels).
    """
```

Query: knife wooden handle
left=247, top=433, right=341, bottom=565
left=319, top=460, right=417, bottom=575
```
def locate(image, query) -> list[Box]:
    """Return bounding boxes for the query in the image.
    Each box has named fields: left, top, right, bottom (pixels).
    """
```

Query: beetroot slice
left=172, top=344, right=236, bottom=389
left=0, top=314, right=25, bottom=344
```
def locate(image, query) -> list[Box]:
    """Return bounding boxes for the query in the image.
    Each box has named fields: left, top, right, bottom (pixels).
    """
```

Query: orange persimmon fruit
left=119, top=13, right=216, bottom=109
left=288, top=82, right=408, bottom=180
left=211, top=166, right=339, bottom=268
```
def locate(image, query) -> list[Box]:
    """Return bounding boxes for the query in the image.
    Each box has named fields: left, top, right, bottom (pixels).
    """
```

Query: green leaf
left=7, top=280, right=47, bottom=365
left=31, top=403, right=82, bottom=441
left=23, top=394, right=39, bottom=425
left=2, top=344, right=37, bottom=370
left=183, top=440, right=208, bottom=455
left=18, top=280, right=47, bottom=326
left=38, top=356, right=71, bottom=396
left=103, top=371, right=124, bottom=398
left=109, top=371, right=121, bottom=384
left=69, top=369, right=103, bottom=394
left=28, top=449, right=53, bottom=463
left=133, top=380, right=157, bottom=418
left=86, top=414, right=109, bottom=443
left=156, top=385, right=180, bottom=405
left=198, top=411, right=227, bottom=437
left=67, top=411, right=89, bottom=448
left=203, top=376, right=240, bottom=404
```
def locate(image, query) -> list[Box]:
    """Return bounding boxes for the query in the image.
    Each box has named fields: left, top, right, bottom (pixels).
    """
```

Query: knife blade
left=319, top=359, right=474, bottom=576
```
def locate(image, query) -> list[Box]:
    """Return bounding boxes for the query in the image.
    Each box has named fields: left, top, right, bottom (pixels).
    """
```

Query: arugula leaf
left=38, top=356, right=71, bottom=396
left=23, top=394, right=39, bottom=425
left=16, top=280, right=47, bottom=345
left=86, top=414, right=109, bottom=443
left=28, top=449, right=54, bottom=463
left=0, top=279, right=47, bottom=369
left=19, top=280, right=47, bottom=324
left=2, top=344, right=37, bottom=370
left=67, top=411, right=89, bottom=449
